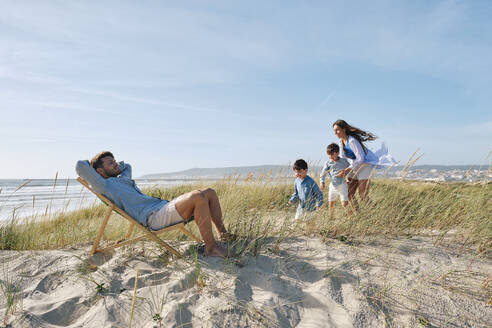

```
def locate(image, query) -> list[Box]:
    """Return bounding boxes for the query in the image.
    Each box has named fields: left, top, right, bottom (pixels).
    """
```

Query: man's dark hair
left=326, top=143, right=340, bottom=154
left=90, top=151, right=114, bottom=170
left=293, top=159, right=308, bottom=171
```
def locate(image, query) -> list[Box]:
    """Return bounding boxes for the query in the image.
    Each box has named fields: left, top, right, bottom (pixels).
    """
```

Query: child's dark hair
left=293, top=159, right=308, bottom=170
left=326, top=143, right=340, bottom=154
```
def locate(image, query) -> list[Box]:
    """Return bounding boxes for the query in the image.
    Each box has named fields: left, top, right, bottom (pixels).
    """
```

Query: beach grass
left=0, top=176, right=490, bottom=257
left=0, top=262, right=24, bottom=325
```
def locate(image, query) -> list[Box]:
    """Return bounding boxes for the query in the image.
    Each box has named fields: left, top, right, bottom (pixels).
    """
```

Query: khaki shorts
left=147, top=200, right=184, bottom=230
left=348, top=164, right=374, bottom=180
left=328, top=182, right=348, bottom=202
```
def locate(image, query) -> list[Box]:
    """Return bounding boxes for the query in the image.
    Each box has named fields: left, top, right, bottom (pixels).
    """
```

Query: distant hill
left=139, top=164, right=484, bottom=179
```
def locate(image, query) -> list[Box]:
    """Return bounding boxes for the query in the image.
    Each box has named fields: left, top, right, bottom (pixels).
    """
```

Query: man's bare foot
left=205, top=245, right=227, bottom=258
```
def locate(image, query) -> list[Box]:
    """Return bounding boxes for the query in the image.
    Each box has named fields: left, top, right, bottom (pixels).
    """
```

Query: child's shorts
left=147, top=199, right=184, bottom=230
left=328, top=182, right=348, bottom=202
left=295, top=207, right=303, bottom=220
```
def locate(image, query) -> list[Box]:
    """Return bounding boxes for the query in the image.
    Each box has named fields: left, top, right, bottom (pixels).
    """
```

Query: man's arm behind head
left=118, top=161, right=132, bottom=179
left=75, top=160, right=107, bottom=194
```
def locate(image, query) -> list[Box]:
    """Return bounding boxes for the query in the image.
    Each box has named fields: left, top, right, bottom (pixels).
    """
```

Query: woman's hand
left=336, top=169, right=346, bottom=178
left=337, top=168, right=351, bottom=178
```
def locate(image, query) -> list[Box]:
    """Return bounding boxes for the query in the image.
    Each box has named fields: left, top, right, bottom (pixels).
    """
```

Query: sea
left=0, top=178, right=202, bottom=222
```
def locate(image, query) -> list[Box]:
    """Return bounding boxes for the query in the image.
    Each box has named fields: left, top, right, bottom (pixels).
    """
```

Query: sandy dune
left=1, top=236, right=491, bottom=327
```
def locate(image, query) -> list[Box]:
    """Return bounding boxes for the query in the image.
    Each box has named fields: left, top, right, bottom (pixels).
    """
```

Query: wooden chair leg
left=126, top=223, right=135, bottom=238
left=179, top=226, right=201, bottom=242
left=139, top=228, right=182, bottom=258
left=90, top=205, right=114, bottom=255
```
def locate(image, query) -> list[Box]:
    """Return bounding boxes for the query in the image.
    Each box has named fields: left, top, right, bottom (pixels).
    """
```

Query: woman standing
left=332, top=119, right=394, bottom=206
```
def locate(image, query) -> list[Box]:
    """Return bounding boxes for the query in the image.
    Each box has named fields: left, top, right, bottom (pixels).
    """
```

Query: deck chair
left=77, top=177, right=201, bottom=258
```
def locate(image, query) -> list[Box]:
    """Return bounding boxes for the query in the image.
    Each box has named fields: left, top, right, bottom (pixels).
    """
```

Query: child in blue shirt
left=288, top=159, right=324, bottom=219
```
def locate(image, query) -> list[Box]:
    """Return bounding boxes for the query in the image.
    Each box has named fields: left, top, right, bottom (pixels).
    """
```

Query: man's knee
left=189, top=190, right=207, bottom=203
left=202, top=188, right=217, bottom=199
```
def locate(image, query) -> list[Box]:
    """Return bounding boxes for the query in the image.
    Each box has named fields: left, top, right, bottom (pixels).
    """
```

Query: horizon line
left=1, top=163, right=490, bottom=180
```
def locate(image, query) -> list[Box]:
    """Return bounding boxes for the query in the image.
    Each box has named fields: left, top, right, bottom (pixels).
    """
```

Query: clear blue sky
left=1, top=1, right=491, bottom=178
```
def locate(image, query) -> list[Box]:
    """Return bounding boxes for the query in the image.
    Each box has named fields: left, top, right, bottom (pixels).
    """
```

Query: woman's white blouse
left=339, top=136, right=393, bottom=170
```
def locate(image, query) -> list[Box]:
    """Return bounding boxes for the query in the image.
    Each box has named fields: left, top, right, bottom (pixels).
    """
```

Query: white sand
left=1, top=236, right=491, bottom=327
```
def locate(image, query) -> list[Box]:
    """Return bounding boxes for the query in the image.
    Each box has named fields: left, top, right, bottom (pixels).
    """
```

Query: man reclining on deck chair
left=76, top=151, right=232, bottom=257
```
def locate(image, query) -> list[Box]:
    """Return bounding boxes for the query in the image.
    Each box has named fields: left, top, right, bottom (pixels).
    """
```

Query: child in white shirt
left=320, top=143, right=353, bottom=218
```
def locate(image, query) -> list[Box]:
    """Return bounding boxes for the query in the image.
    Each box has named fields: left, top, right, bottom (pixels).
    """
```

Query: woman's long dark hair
left=333, top=119, right=377, bottom=154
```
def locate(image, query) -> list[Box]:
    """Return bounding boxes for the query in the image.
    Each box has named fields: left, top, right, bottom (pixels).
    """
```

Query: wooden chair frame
left=77, top=177, right=201, bottom=258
